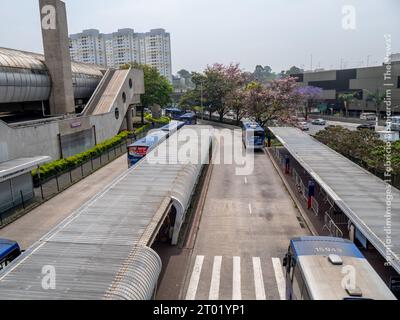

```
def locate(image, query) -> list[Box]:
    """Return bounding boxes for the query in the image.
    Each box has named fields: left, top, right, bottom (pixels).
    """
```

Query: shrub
left=32, top=130, right=136, bottom=183
left=144, top=114, right=171, bottom=125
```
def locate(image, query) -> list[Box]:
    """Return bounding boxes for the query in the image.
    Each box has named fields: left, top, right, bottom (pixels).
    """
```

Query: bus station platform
left=269, top=127, right=400, bottom=280
left=0, top=126, right=213, bottom=300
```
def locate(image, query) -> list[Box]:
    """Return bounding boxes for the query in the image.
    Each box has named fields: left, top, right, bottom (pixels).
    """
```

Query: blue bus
left=242, top=121, right=265, bottom=150
left=283, top=237, right=396, bottom=300
left=127, top=130, right=168, bottom=167
left=165, top=108, right=185, bottom=120
left=0, top=239, right=21, bottom=271
left=179, top=112, right=197, bottom=125
left=160, top=120, right=185, bottom=135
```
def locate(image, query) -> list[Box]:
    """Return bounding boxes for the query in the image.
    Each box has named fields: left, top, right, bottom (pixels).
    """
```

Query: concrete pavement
left=0, top=154, right=129, bottom=249
left=181, top=128, right=309, bottom=300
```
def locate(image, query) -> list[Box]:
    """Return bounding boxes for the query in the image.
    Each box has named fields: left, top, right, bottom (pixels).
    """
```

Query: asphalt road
left=307, top=120, right=360, bottom=135
left=181, top=128, right=309, bottom=300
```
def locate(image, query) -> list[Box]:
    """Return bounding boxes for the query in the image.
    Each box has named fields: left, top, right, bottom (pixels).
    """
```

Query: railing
left=311, top=197, right=319, bottom=216
left=322, top=212, right=344, bottom=238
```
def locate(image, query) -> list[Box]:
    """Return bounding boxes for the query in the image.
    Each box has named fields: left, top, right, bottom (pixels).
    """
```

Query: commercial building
left=292, top=58, right=400, bottom=117
left=70, top=28, right=172, bottom=82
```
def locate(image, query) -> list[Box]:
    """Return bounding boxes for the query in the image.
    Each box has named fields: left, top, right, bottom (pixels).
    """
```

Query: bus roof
left=242, top=121, right=264, bottom=131
left=165, top=108, right=182, bottom=112
left=291, top=236, right=364, bottom=258
left=128, top=131, right=168, bottom=148
left=0, top=239, right=19, bottom=259
left=299, top=254, right=396, bottom=300
left=180, top=113, right=196, bottom=118
left=161, top=121, right=185, bottom=131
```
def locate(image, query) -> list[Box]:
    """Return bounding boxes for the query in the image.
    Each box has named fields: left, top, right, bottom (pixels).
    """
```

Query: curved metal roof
left=0, top=47, right=104, bottom=77
left=104, top=246, right=162, bottom=300
left=0, top=126, right=213, bottom=300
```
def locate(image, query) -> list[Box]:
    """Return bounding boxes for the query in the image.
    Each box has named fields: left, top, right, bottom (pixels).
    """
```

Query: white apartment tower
left=69, top=28, right=172, bottom=82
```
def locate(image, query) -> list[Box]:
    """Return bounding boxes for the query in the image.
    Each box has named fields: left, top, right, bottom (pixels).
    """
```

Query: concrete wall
left=0, top=119, right=60, bottom=162
left=39, top=0, right=75, bottom=115
left=0, top=68, right=144, bottom=162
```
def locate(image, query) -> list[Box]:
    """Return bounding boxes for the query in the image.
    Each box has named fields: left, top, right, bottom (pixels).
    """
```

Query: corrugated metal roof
left=0, top=126, right=212, bottom=300
left=270, top=127, right=400, bottom=274
left=0, top=47, right=104, bottom=77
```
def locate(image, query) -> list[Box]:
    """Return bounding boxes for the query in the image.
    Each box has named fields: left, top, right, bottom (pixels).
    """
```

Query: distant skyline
left=0, top=0, right=399, bottom=74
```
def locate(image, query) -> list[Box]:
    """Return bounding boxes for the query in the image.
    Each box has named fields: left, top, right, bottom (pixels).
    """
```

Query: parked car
left=360, top=113, right=377, bottom=121
left=312, top=118, right=326, bottom=126
left=297, top=122, right=310, bottom=131
left=357, top=123, right=375, bottom=131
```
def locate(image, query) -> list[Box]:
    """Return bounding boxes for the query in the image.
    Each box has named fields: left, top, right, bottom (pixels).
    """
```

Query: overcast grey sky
left=0, top=0, right=399, bottom=74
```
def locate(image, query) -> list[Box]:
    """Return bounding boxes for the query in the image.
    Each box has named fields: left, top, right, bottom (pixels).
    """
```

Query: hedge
left=32, top=124, right=151, bottom=183
left=145, top=114, right=171, bottom=124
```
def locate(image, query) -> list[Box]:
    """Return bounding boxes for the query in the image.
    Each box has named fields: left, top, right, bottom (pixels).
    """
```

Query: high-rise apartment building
left=69, top=28, right=172, bottom=82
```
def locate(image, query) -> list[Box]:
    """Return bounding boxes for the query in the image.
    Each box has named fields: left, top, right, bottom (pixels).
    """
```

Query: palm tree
left=366, top=90, right=386, bottom=120
left=338, top=93, right=356, bottom=118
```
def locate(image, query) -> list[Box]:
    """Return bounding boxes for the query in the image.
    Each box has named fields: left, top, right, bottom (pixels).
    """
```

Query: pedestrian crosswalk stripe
left=185, top=255, right=204, bottom=300
left=209, top=256, right=222, bottom=300
left=185, top=255, right=285, bottom=300
left=252, top=257, right=266, bottom=300
left=232, top=256, right=242, bottom=300
left=272, top=257, right=286, bottom=300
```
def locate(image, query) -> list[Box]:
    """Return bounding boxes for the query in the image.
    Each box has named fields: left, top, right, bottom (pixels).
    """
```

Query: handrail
left=322, top=211, right=344, bottom=238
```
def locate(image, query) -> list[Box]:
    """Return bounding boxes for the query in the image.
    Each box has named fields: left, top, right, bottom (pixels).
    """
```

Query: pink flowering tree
left=296, top=86, right=324, bottom=120
left=203, top=63, right=247, bottom=122
left=244, top=77, right=302, bottom=127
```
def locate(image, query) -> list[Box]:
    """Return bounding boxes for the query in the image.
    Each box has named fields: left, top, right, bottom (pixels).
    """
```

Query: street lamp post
left=200, top=81, right=204, bottom=120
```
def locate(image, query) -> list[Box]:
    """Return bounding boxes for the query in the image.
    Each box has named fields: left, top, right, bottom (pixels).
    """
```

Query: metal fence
left=36, top=137, right=134, bottom=201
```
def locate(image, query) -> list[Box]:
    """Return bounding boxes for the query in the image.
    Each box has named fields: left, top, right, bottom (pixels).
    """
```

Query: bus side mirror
left=283, top=255, right=288, bottom=267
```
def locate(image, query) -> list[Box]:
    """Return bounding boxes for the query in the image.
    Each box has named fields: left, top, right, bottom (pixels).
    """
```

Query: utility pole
left=366, top=55, right=371, bottom=67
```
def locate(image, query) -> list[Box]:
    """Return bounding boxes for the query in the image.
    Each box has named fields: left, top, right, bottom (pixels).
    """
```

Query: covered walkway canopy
left=0, top=156, right=50, bottom=213
left=270, top=127, right=400, bottom=274
left=0, top=126, right=213, bottom=299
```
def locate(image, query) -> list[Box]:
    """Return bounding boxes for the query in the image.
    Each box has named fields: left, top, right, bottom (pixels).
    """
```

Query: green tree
left=338, top=93, right=356, bottom=117
left=226, top=88, right=247, bottom=124
left=121, top=62, right=173, bottom=109
left=179, top=72, right=205, bottom=110
left=252, top=65, right=276, bottom=83
left=367, top=90, right=386, bottom=119
left=177, top=69, right=191, bottom=79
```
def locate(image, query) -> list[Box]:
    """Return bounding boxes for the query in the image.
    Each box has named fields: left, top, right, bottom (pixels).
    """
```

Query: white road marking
left=272, top=258, right=286, bottom=300
left=209, top=256, right=222, bottom=300
left=232, top=256, right=242, bottom=300
left=186, top=255, right=205, bottom=300
left=244, top=177, right=248, bottom=184
left=248, top=203, right=253, bottom=215
left=252, top=257, right=266, bottom=300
